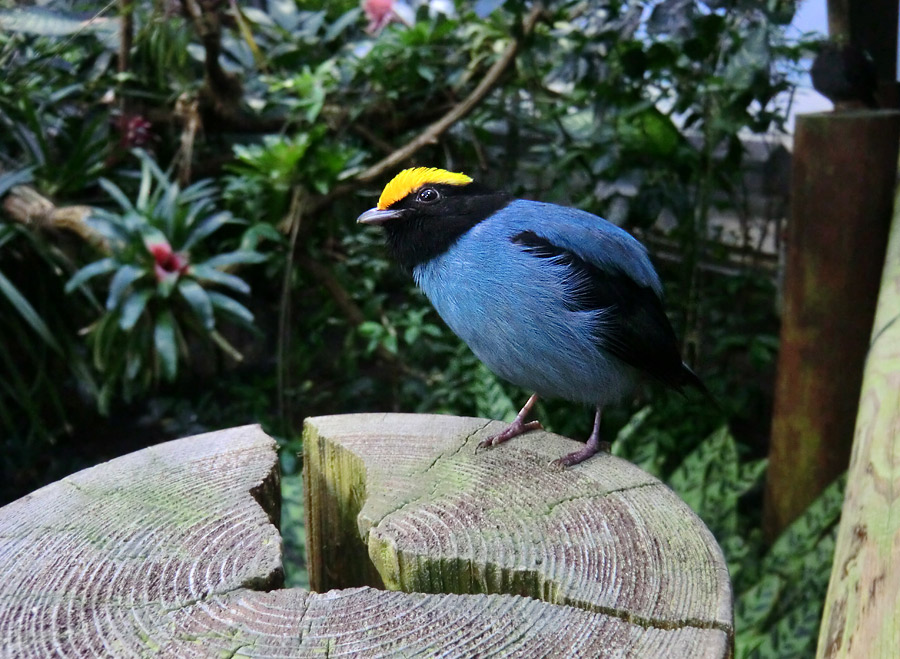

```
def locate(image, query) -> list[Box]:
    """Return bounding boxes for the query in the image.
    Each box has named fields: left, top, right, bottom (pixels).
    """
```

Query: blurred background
left=0, top=0, right=875, bottom=656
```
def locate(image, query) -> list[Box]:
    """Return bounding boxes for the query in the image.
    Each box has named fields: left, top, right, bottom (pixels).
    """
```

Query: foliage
left=0, top=0, right=830, bottom=651
left=616, top=417, right=844, bottom=659
left=0, top=12, right=121, bottom=192
left=281, top=474, right=309, bottom=588
left=735, top=476, right=844, bottom=658
left=0, top=221, right=98, bottom=502
left=224, top=129, right=360, bottom=221
left=65, top=150, right=268, bottom=411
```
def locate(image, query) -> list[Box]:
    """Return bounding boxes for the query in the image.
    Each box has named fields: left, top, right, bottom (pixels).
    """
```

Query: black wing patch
left=512, top=230, right=690, bottom=390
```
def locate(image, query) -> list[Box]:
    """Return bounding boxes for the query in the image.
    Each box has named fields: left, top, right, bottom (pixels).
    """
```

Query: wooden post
left=0, top=417, right=734, bottom=656
left=764, top=110, right=900, bottom=540
left=304, top=413, right=734, bottom=656
left=827, top=0, right=899, bottom=107
left=816, top=192, right=900, bottom=658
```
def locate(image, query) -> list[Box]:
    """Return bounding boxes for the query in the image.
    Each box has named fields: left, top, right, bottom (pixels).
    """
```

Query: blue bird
left=358, top=167, right=708, bottom=467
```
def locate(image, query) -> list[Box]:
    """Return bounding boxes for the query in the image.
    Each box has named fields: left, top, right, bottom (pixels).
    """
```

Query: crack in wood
left=543, top=480, right=660, bottom=517
left=358, top=420, right=493, bottom=534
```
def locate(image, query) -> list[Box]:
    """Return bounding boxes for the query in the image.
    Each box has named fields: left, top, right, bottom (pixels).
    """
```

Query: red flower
left=116, top=114, right=153, bottom=148
left=147, top=241, right=189, bottom=281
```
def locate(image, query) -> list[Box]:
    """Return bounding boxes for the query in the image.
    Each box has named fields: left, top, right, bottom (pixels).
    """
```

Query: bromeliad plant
left=66, top=150, right=269, bottom=412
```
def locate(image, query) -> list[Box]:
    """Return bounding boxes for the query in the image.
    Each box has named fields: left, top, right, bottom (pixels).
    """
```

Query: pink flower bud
left=147, top=241, right=173, bottom=264
left=364, top=0, right=395, bottom=33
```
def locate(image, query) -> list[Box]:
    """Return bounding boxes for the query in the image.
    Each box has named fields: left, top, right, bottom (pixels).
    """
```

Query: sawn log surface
left=0, top=416, right=733, bottom=657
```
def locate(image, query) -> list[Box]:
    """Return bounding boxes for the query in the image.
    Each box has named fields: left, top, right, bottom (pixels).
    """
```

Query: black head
left=357, top=167, right=511, bottom=270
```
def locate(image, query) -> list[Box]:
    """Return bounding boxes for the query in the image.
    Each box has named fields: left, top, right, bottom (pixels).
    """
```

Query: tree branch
left=355, top=4, right=543, bottom=184
left=2, top=185, right=106, bottom=250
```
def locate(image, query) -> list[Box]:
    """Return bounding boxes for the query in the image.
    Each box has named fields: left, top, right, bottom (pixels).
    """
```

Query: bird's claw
left=549, top=440, right=610, bottom=470
left=477, top=419, right=542, bottom=451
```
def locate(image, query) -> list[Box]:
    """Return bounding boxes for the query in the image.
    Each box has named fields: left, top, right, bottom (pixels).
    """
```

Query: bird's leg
left=478, top=393, right=543, bottom=449
left=551, top=406, right=610, bottom=469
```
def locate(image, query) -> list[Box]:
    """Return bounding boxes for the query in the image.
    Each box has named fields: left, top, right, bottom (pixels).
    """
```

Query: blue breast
left=412, top=199, right=653, bottom=405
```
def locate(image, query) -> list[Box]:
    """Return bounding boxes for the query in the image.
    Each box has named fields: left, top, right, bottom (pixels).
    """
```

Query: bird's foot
left=549, top=405, right=608, bottom=470
left=550, top=440, right=610, bottom=470
left=477, top=419, right=543, bottom=451
left=476, top=393, right=541, bottom=451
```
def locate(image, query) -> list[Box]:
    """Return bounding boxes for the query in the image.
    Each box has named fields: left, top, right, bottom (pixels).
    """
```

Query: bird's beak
left=357, top=207, right=405, bottom=225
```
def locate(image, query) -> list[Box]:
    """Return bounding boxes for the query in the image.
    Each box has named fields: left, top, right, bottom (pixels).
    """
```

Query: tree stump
left=304, top=413, right=733, bottom=657
left=0, top=417, right=733, bottom=657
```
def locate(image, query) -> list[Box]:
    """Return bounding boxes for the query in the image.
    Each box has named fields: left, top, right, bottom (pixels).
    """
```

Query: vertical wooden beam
left=763, top=111, right=900, bottom=540
left=816, top=185, right=900, bottom=659
left=827, top=0, right=900, bottom=107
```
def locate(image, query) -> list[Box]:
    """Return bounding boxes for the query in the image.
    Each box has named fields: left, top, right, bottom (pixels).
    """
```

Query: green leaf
left=617, top=107, right=682, bottom=158
left=324, top=7, right=361, bottom=41
left=98, top=178, right=135, bottom=213
left=0, top=227, right=15, bottom=251
left=155, top=179, right=181, bottom=235
left=97, top=380, right=114, bottom=416
left=756, top=590, right=824, bottom=658
left=125, top=350, right=142, bottom=381
left=91, top=313, right=117, bottom=371
left=140, top=225, right=169, bottom=247
left=156, top=272, right=179, bottom=299
left=471, top=363, right=516, bottom=422
left=136, top=153, right=154, bottom=212
left=735, top=573, right=782, bottom=630
left=0, top=167, right=34, bottom=198
left=180, top=211, right=235, bottom=251
left=667, top=426, right=753, bottom=538
left=199, top=250, right=268, bottom=268
left=0, top=270, right=63, bottom=354
left=0, top=7, right=119, bottom=47
left=134, top=148, right=170, bottom=189
left=358, top=321, right=383, bottom=338
left=417, top=65, right=435, bottom=82
left=154, top=309, right=178, bottom=381
left=106, top=265, right=145, bottom=311
left=208, top=292, right=254, bottom=323
left=611, top=406, right=668, bottom=477
left=180, top=178, right=218, bottom=205
left=87, top=214, right=132, bottom=246
left=240, top=223, right=283, bottom=250
left=65, top=257, right=118, bottom=293
left=178, top=279, right=215, bottom=330
left=189, top=264, right=251, bottom=295
left=764, top=474, right=845, bottom=573
left=119, top=289, right=152, bottom=330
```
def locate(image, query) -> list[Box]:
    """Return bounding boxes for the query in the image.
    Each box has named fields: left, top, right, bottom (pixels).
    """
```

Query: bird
left=357, top=166, right=708, bottom=467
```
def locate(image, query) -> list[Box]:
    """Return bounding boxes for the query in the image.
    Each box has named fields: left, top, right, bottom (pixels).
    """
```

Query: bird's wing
left=511, top=227, right=689, bottom=390
left=504, top=200, right=663, bottom=295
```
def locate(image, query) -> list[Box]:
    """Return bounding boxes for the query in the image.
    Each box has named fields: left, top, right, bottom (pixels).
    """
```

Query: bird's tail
left=679, top=362, right=720, bottom=410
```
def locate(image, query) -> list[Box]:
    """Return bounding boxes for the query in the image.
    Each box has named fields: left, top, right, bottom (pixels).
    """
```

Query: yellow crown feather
left=377, top=167, right=473, bottom=210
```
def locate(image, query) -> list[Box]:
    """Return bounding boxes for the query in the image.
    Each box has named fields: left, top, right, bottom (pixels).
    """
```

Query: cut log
left=816, top=189, right=900, bottom=658
left=0, top=425, right=282, bottom=656
left=162, top=587, right=731, bottom=657
left=304, top=413, right=733, bottom=654
left=0, top=418, right=732, bottom=656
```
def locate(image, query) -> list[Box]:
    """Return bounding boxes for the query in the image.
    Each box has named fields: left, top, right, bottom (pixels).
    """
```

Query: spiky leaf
left=153, top=310, right=178, bottom=381
left=178, top=279, right=215, bottom=330
left=65, top=257, right=118, bottom=293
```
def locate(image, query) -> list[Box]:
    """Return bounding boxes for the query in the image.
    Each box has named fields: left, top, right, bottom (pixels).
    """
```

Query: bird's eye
left=417, top=188, right=440, bottom=204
